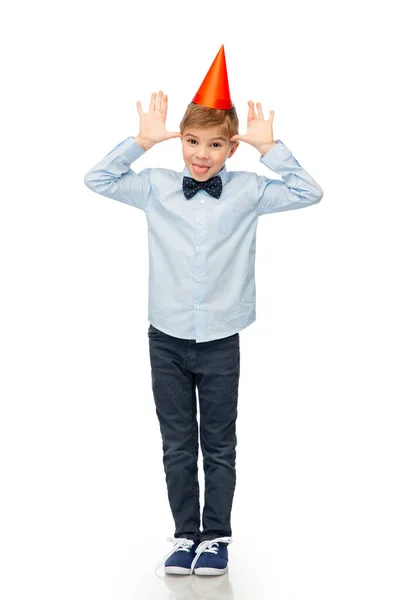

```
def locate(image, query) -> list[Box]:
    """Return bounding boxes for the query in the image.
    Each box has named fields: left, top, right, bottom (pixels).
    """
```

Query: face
left=181, top=125, right=239, bottom=181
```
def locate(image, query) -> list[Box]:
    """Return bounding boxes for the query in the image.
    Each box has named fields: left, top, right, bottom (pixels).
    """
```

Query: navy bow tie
left=182, top=175, right=222, bottom=200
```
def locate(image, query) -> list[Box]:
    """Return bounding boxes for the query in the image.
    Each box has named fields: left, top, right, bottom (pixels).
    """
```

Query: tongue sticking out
left=193, top=164, right=210, bottom=175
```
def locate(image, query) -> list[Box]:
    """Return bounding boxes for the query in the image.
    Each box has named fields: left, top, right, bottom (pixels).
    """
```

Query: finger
left=248, top=100, right=255, bottom=122
left=256, top=102, right=264, bottom=120
left=160, top=94, right=168, bottom=114
left=270, top=110, right=274, bottom=121
left=136, top=100, right=144, bottom=117
left=149, top=92, right=156, bottom=112
left=155, top=90, right=163, bottom=111
left=231, top=135, right=246, bottom=143
left=166, top=132, right=183, bottom=139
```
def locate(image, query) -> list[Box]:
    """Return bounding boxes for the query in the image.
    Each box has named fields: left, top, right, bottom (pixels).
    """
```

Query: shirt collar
left=181, top=163, right=229, bottom=187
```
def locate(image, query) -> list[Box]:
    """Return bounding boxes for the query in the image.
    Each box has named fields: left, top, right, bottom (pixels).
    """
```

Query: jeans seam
left=191, top=383, right=199, bottom=528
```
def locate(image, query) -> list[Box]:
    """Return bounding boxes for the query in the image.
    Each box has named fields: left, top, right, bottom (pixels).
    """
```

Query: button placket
left=193, top=195, right=208, bottom=338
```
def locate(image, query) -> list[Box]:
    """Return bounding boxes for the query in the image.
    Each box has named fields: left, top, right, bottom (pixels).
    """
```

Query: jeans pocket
left=148, top=324, right=163, bottom=338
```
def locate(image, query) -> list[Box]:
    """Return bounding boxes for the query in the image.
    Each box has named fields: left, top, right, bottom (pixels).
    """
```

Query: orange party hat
left=192, top=45, right=233, bottom=110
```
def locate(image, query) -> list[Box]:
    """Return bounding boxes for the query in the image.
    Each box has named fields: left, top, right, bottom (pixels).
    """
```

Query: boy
left=84, top=45, right=323, bottom=577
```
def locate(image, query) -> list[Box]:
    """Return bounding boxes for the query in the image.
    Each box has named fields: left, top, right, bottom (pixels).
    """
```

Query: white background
left=1, top=1, right=399, bottom=599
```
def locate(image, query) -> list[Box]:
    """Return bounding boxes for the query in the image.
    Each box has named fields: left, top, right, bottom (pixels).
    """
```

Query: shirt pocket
left=215, top=199, right=256, bottom=236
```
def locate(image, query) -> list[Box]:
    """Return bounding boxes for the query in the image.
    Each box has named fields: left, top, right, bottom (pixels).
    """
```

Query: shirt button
left=200, top=199, right=205, bottom=204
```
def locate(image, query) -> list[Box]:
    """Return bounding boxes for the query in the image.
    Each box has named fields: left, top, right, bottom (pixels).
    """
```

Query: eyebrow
left=184, top=133, right=227, bottom=141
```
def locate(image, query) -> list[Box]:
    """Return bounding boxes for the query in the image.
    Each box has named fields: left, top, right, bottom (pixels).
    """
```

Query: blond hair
left=179, top=103, right=239, bottom=144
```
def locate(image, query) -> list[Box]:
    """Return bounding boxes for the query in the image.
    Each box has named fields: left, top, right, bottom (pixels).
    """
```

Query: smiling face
left=182, top=125, right=239, bottom=181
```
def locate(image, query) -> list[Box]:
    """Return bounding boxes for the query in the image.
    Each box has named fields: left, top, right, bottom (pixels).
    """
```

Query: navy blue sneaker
left=190, top=536, right=233, bottom=576
left=155, top=537, right=200, bottom=576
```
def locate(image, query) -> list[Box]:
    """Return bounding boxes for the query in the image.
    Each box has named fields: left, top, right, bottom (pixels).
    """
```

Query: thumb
left=230, top=135, right=243, bottom=142
left=166, top=132, right=183, bottom=139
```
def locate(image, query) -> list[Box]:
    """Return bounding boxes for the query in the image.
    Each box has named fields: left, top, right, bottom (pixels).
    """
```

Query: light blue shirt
left=84, top=137, right=323, bottom=342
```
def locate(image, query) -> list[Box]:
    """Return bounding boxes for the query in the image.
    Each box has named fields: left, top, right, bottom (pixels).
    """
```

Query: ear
left=228, top=142, right=239, bottom=158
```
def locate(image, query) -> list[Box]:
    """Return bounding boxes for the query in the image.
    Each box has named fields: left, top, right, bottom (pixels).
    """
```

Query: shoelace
left=154, top=537, right=195, bottom=575
left=190, top=536, right=233, bottom=573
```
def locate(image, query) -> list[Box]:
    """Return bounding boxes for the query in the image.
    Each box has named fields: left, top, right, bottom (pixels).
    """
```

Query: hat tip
left=191, top=43, right=232, bottom=110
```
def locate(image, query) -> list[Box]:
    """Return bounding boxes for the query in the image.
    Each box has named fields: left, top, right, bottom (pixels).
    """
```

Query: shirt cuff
left=259, top=139, right=292, bottom=170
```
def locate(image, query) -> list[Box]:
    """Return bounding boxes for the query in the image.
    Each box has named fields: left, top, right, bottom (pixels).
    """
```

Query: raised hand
left=230, top=101, right=275, bottom=155
left=135, top=91, right=182, bottom=150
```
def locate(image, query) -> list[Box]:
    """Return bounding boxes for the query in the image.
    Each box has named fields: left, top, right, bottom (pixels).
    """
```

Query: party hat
left=191, top=44, right=233, bottom=110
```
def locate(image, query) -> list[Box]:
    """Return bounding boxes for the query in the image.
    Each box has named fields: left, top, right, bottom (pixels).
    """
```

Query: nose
left=195, top=145, right=209, bottom=160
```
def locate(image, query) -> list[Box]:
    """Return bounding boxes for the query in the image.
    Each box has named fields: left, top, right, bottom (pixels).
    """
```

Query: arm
left=83, top=137, right=152, bottom=212
left=84, top=91, right=181, bottom=212
left=230, top=101, right=323, bottom=215
left=255, top=139, right=324, bottom=216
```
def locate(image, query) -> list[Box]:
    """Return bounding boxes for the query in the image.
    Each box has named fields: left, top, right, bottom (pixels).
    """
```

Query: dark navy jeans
left=148, top=323, right=240, bottom=543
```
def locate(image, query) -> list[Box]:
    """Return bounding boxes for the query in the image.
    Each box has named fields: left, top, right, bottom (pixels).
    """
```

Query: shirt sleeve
left=84, top=137, right=152, bottom=212
left=254, top=139, right=324, bottom=216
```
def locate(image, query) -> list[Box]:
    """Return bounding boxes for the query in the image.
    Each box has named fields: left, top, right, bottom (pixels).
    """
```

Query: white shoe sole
left=165, top=566, right=192, bottom=575
left=194, top=566, right=228, bottom=576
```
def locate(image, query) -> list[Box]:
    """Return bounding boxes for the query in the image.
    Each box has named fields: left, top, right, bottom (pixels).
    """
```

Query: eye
left=187, top=139, right=222, bottom=147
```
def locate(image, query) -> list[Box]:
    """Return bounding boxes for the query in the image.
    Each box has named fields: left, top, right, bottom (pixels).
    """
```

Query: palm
left=231, top=101, right=274, bottom=147
left=246, top=116, right=273, bottom=144
left=137, top=91, right=182, bottom=144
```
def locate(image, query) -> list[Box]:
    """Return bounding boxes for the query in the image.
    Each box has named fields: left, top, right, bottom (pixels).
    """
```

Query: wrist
left=134, top=136, right=154, bottom=151
left=258, top=141, right=277, bottom=156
